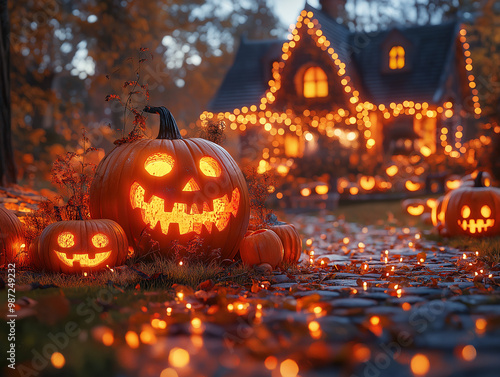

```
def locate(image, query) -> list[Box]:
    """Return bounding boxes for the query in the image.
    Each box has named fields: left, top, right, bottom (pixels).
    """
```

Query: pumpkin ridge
left=91, top=142, right=132, bottom=220
left=90, top=143, right=129, bottom=217
left=119, top=141, right=156, bottom=243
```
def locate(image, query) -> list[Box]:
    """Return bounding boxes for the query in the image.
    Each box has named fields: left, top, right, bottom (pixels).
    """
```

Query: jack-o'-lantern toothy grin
left=457, top=204, right=495, bottom=234
left=55, top=250, right=112, bottom=267
left=130, top=182, right=240, bottom=235
left=457, top=219, right=495, bottom=234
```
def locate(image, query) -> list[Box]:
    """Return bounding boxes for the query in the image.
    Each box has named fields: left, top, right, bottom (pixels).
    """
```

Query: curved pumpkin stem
left=474, top=171, right=484, bottom=188
left=143, top=106, right=183, bottom=140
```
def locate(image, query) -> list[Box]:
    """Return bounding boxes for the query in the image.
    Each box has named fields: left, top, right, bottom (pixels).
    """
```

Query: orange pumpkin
left=441, top=172, right=500, bottom=237
left=28, top=236, right=43, bottom=270
left=38, top=219, right=128, bottom=273
left=240, top=229, right=283, bottom=268
left=269, top=222, right=302, bottom=264
left=0, top=206, right=27, bottom=265
left=90, top=106, right=249, bottom=260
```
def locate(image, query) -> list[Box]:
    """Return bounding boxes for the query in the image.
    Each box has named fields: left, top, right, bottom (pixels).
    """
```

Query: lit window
left=303, top=67, right=328, bottom=98
left=389, top=46, right=405, bottom=70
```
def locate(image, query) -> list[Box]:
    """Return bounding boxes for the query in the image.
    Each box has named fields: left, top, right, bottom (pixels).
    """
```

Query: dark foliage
left=244, top=167, right=276, bottom=230
left=199, top=120, right=226, bottom=145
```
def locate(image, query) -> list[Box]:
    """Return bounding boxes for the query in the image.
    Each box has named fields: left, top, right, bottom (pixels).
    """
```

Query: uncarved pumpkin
left=0, top=206, right=27, bottom=265
left=240, top=229, right=284, bottom=268
left=38, top=219, right=128, bottom=273
left=90, top=106, right=249, bottom=260
left=441, top=172, right=500, bottom=237
left=269, top=223, right=302, bottom=264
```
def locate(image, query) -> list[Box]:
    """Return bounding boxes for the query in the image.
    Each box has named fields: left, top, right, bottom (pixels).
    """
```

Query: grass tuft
left=445, top=236, right=500, bottom=265
left=11, top=257, right=253, bottom=290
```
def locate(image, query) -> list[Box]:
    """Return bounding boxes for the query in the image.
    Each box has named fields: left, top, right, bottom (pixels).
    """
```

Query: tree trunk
left=0, top=0, right=16, bottom=185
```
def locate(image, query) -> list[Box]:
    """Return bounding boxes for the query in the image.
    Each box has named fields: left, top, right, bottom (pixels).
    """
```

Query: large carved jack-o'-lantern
left=441, top=172, right=500, bottom=237
left=90, top=106, right=249, bottom=260
left=38, top=219, right=129, bottom=273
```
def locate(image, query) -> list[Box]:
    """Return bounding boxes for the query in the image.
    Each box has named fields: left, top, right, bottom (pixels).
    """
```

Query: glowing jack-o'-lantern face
left=402, top=199, right=429, bottom=217
left=54, top=232, right=112, bottom=268
left=359, top=176, right=376, bottom=191
left=130, top=153, right=240, bottom=236
left=457, top=205, right=495, bottom=234
left=38, top=220, right=129, bottom=273
left=441, top=172, right=500, bottom=237
left=405, top=179, right=424, bottom=192
left=90, top=106, right=250, bottom=260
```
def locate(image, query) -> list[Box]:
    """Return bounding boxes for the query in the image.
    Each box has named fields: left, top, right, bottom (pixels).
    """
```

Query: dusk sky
left=273, top=0, right=321, bottom=27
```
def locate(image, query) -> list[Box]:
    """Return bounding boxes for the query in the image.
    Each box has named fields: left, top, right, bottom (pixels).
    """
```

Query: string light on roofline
left=196, top=17, right=485, bottom=175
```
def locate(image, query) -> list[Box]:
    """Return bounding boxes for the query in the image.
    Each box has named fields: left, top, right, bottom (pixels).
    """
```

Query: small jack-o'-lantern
left=445, top=175, right=462, bottom=192
left=405, top=179, right=424, bottom=192
left=0, top=206, right=27, bottom=266
left=38, top=219, right=128, bottom=273
left=359, top=176, right=376, bottom=192
left=402, top=199, right=427, bottom=217
left=90, top=106, right=249, bottom=260
left=441, top=172, right=500, bottom=237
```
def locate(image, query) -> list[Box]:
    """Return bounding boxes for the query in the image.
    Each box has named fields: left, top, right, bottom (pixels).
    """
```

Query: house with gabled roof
left=198, top=0, right=481, bottom=182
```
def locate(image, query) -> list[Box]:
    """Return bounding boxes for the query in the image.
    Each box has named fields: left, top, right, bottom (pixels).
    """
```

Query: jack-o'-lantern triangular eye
left=145, top=153, right=174, bottom=177
left=200, top=157, right=221, bottom=177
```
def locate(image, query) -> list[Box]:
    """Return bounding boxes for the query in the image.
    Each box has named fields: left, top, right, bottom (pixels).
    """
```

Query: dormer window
left=389, top=46, right=405, bottom=70
left=303, top=67, right=328, bottom=98
left=381, top=30, right=412, bottom=74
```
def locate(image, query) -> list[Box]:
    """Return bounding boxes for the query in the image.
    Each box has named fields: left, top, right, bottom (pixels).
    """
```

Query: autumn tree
left=8, top=0, right=284, bottom=186
left=0, top=0, right=15, bottom=185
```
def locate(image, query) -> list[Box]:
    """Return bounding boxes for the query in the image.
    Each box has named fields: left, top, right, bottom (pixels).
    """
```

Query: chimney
left=319, top=0, right=347, bottom=20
